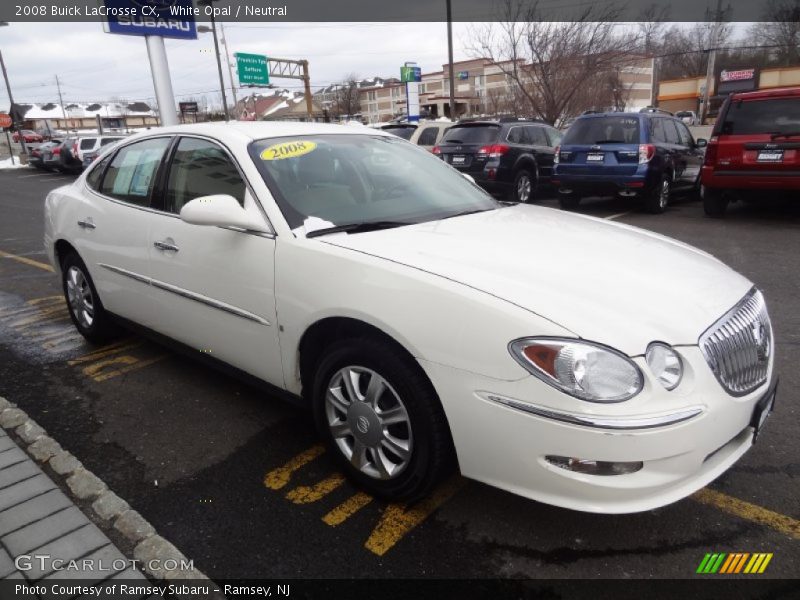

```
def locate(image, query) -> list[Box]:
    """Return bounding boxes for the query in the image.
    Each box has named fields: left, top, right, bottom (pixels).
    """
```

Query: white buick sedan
left=44, top=122, right=776, bottom=513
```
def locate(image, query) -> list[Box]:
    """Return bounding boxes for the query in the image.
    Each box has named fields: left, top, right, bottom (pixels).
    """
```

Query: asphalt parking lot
left=0, top=167, right=797, bottom=581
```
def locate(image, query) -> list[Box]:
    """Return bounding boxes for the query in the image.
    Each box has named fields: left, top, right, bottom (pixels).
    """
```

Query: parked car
left=42, top=139, right=67, bottom=171
left=434, top=117, right=562, bottom=203
left=375, top=122, right=417, bottom=140
left=81, top=137, right=125, bottom=169
left=58, top=136, right=84, bottom=173
left=408, top=121, right=452, bottom=152
left=553, top=111, right=707, bottom=213
left=73, top=135, right=127, bottom=164
left=12, top=129, right=44, bottom=143
left=676, top=111, right=699, bottom=126
left=44, top=122, right=776, bottom=513
left=28, top=139, right=62, bottom=170
left=700, top=87, right=800, bottom=217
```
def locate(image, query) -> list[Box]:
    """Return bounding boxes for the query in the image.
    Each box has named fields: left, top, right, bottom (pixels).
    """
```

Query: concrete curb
left=0, top=398, right=213, bottom=588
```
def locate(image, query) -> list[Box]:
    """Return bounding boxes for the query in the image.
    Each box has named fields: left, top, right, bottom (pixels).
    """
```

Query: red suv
left=701, top=87, right=800, bottom=216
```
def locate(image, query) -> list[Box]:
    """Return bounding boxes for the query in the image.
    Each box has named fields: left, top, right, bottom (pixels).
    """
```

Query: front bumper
left=420, top=346, right=775, bottom=514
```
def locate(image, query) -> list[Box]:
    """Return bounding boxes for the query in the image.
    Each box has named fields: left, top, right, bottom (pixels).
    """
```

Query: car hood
left=320, top=205, right=752, bottom=355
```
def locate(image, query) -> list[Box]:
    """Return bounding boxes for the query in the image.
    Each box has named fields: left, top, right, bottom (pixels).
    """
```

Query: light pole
left=446, top=0, right=456, bottom=121
left=0, top=22, right=28, bottom=160
left=197, top=2, right=229, bottom=121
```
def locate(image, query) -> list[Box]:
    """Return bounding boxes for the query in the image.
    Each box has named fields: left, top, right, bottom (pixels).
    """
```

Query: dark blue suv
left=553, top=110, right=706, bottom=213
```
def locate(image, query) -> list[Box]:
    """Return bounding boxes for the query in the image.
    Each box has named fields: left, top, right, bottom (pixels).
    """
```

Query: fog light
left=546, top=455, right=643, bottom=476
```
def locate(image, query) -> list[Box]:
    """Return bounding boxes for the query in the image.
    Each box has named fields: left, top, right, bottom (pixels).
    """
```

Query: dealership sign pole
left=401, top=63, right=421, bottom=123
left=102, top=0, right=198, bottom=127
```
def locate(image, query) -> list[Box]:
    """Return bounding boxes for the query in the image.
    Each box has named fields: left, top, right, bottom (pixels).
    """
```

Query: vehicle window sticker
left=260, top=140, right=318, bottom=161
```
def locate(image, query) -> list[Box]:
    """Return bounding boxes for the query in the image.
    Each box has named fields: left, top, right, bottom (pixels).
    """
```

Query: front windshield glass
left=249, top=134, right=498, bottom=231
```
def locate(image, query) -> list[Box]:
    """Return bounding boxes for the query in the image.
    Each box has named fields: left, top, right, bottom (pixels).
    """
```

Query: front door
left=147, top=136, right=283, bottom=387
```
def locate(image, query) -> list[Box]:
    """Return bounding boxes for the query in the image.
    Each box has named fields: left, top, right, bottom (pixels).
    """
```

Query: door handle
left=77, top=219, right=95, bottom=230
left=153, top=240, right=179, bottom=252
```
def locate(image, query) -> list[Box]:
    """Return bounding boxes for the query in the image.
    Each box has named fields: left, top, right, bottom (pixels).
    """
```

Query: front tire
left=61, top=252, right=119, bottom=344
left=312, top=336, right=454, bottom=501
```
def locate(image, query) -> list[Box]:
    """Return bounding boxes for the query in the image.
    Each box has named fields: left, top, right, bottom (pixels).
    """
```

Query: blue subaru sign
left=104, top=0, right=197, bottom=40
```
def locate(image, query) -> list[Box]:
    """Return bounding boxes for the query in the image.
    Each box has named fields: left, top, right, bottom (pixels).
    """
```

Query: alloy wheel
left=66, top=266, right=94, bottom=329
left=659, top=178, right=670, bottom=209
left=517, top=173, right=532, bottom=203
left=325, top=366, right=413, bottom=480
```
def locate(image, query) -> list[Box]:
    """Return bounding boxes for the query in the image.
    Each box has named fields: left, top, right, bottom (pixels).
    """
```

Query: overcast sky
left=0, top=22, right=478, bottom=109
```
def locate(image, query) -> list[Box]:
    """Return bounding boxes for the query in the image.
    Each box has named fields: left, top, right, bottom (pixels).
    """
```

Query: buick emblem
left=357, top=416, right=370, bottom=434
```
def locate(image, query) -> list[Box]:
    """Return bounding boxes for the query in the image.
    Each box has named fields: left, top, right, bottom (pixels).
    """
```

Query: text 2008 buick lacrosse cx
left=44, top=122, right=777, bottom=513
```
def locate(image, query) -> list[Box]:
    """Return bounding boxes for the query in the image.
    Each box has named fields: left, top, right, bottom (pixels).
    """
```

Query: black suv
left=554, top=109, right=706, bottom=213
left=434, top=117, right=561, bottom=202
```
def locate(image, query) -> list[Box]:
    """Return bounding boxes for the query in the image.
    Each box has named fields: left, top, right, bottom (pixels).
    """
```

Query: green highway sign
left=236, top=53, right=270, bottom=86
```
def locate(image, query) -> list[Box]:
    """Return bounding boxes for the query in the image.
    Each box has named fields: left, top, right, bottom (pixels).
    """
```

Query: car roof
left=124, top=121, right=395, bottom=145
left=728, top=86, right=800, bottom=101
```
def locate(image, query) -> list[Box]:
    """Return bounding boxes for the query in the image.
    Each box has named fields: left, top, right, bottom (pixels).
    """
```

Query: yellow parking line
left=89, top=354, right=168, bottom=382
left=0, top=249, right=54, bottom=272
left=68, top=340, right=141, bottom=365
left=364, top=476, right=467, bottom=556
left=286, top=473, right=346, bottom=505
left=264, top=445, right=326, bottom=491
left=27, top=296, right=64, bottom=305
left=693, top=488, right=800, bottom=540
left=323, top=492, right=374, bottom=526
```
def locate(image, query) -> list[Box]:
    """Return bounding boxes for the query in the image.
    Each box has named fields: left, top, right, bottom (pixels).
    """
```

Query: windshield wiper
left=770, top=131, right=800, bottom=140
left=305, top=220, right=410, bottom=238
left=440, top=208, right=495, bottom=220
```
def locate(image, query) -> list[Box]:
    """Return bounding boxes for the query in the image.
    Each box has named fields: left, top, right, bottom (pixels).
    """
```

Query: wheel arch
left=54, top=238, right=79, bottom=271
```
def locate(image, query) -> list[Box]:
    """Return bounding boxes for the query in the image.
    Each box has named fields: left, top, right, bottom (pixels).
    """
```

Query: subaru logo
left=357, top=416, right=370, bottom=434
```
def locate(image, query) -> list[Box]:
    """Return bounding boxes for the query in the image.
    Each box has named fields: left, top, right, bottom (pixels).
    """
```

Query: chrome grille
left=700, top=288, right=772, bottom=396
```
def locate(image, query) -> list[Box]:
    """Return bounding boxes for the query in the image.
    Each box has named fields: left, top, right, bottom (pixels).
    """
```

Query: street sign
left=400, top=66, right=422, bottom=83
left=0, top=113, right=12, bottom=129
left=236, top=53, right=270, bottom=86
left=103, top=0, right=197, bottom=40
left=179, top=102, right=198, bottom=113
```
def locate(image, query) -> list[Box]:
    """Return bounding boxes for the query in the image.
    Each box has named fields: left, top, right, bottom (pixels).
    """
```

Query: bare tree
left=747, top=0, right=800, bottom=65
left=332, top=73, right=361, bottom=119
left=636, top=3, right=671, bottom=55
left=468, top=0, right=643, bottom=124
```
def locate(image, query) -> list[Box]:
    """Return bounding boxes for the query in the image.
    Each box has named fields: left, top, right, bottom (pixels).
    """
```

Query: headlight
left=645, top=343, right=683, bottom=391
left=509, top=337, right=643, bottom=403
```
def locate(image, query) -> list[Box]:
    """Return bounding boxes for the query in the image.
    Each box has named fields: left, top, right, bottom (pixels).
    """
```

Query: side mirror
left=696, top=138, right=708, bottom=148
left=179, top=194, right=270, bottom=233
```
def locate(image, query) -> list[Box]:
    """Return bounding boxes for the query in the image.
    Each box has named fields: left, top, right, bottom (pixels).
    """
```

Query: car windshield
left=676, top=112, right=692, bottom=118
left=561, top=116, right=641, bottom=145
left=440, top=125, right=499, bottom=145
left=382, top=126, right=416, bottom=140
left=249, top=134, right=498, bottom=231
left=721, top=98, right=800, bottom=135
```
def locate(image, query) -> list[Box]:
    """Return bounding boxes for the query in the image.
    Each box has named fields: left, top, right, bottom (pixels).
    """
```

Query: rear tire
left=703, top=188, right=729, bottom=217
left=645, top=174, right=670, bottom=214
left=312, top=336, right=454, bottom=502
left=511, top=168, right=537, bottom=203
left=558, top=192, right=581, bottom=210
left=61, top=252, right=120, bottom=344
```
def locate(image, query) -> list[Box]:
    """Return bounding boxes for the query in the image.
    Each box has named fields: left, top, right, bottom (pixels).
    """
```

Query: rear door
left=524, top=125, right=555, bottom=179
left=437, top=123, right=500, bottom=173
left=716, top=96, right=800, bottom=175
left=674, top=120, right=704, bottom=186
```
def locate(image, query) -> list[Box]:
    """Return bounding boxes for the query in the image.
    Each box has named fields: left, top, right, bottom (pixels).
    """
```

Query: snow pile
left=0, top=157, right=31, bottom=169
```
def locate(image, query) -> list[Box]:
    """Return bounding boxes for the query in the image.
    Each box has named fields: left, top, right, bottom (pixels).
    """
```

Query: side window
left=101, top=137, right=122, bottom=147
left=80, top=138, right=96, bottom=150
left=417, top=127, right=439, bottom=146
left=525, top=126, right=548, bottom=146
left=99, top=137, right=170, bottom=206
left=506, top=127, right=523, bottom=144
left=663, top=119, right=681, bottom=145
left=675, top=121, right=694, bottom=147
left=546, top=127, right=563, bottom=147
left=85, top=154, right=113, bottom=191
left=651, top=119, right=667, bottom=143
left=165, top=137, right=246, bottom=214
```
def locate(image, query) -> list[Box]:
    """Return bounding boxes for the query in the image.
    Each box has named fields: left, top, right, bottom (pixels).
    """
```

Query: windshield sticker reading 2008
left=260, top=141, right=317, bottom=160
